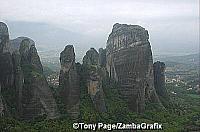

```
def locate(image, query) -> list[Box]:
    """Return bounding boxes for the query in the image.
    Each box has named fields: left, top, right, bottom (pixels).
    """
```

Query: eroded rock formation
left=0, top=93, right=4, bottom=116
left=153, top=61, right=169, bottom=100
left=0, top=22, right=58, bottom=119
left=0, top=22, right=10, bottom=53
left=59, top=45, right=80, bottom=119
left=10, top=37, right=35, bottom=53
left=83, top=48, right=106, bottom=112
left=106, top=23, right=160, bottom=113
left=18, top=39, right=58, bottom=120
left=0, top=22, right=13, bottom=116
left=99, top=48, right=106, bottom=67
left=0, top=21, right=170, bottom=119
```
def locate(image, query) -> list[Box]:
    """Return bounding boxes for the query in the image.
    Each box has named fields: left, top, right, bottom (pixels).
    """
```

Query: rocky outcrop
left=106, top=23, right=160, bottom=113
left=153, top=61, right=169, bottom=100
left=0, top=22, right=14, bottom=116
left=18, top=39, right=58, bottom=120
left=0, top=22, right=10, bottom=53
left=10, top=37, right=35, bottom=53
left=83, top=48, right=99, bottom=66
left=83, top=48, right=106, bottom=112
left=0, top=23, right=14, bottom=91
left=0, top=22, right=58, bottom=119
left=0, top=93, right=4, bottom=116
left=59, top=45, right=80, bottom=119
left=197, top=87, right=200, bottom=94
left=0, top=52, right=15, bottom=116
left=99, top=48, right=106, bottom=67
left=12, top=51, right=23, bottom=117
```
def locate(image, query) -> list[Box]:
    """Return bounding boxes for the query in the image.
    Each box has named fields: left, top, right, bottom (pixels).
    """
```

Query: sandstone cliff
left=59, top=45, right=80, bottom=119
left=106, top=23, right=160, bottom=113
left=83, top=48, right=106, bottom=112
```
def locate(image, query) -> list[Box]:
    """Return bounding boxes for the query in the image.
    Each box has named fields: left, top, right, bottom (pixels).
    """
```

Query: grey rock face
left=99, top=48, right=106, bottom=67
left=0, top=93, right=4, bottom=116
left=0, top=22, right=10, bottom=53
left=0, top=22, right=8, bottom=35
left=0, top=22, right=58, bottom=119
left=0, top=53, right=13, bottom=116
left=10, top=37, right=35, bottom=53
left=83, top=48, right=99, bottom=66
left=18, top=39, right=58, bottom=120
left=106, top=23, right=160, bottom=113
left=59, top=45, right=80, bottom=119
left=153, top=61, right=169, bottom=100
left=12, top=51, right=23, bottom=116
left=83, top=48, right=106, bottom=112
left=0, top=22, right=14, bottom=116
left=28, top=45, right=43, bottom=72
left=0, top=52, right=14, bottom=92
left=21, top=72, right=58, bottom=119
left=197, top=87, right=200, bottom=94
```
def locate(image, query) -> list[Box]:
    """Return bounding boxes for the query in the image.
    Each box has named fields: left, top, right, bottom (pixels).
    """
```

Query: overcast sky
left=0, top=0, right=199, bottom=56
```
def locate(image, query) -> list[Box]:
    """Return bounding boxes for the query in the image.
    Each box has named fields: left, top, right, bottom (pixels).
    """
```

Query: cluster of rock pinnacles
left=0, top=22, right=168, bottom=120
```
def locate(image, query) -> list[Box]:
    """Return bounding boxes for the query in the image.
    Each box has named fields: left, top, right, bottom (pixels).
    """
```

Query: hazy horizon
left=0, top=0, right=199, bottom=58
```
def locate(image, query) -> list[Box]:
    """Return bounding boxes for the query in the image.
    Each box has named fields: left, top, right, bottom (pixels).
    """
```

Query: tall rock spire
left=59, top=45, right=80, bottom=119
left=0, top=22, right=10, bottom=53
left=0, top=22, right=13, bottom=116
left=18, top=39, right=59, bottom=119
left=83, top=48, right=107, bottom=112
left=106, top=23, right=160, bottom=113
left=0, top=22, right=59, bottom=119
left=153, top=61, right=169, bottom=101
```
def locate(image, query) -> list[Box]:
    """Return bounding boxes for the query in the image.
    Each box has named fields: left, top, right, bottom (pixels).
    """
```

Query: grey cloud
left=0, top=0, right=199, bottom=56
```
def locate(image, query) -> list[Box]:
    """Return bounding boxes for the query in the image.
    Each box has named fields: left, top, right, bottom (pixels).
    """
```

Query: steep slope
left=0, top=22, right=58, bottom=119
left=0, top=22, right=10, bottom=53
left=18, top=39, right=58, bottom=119
left=83, top=48, right=107, bottom=112
left=106, top=23, right=160, bottom=113
left=59, top=45, right=80, bottom=119
left=0, top=22, right=14, bottom=116
left=153, top=61, right=169, bottom=103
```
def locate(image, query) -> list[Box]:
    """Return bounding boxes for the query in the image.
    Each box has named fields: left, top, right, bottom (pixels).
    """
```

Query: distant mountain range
left=6, top=21, right=198, bottom=61
left=6, top=21, right=106, bottom=59
left=155, top=53, right=199, bottom=66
